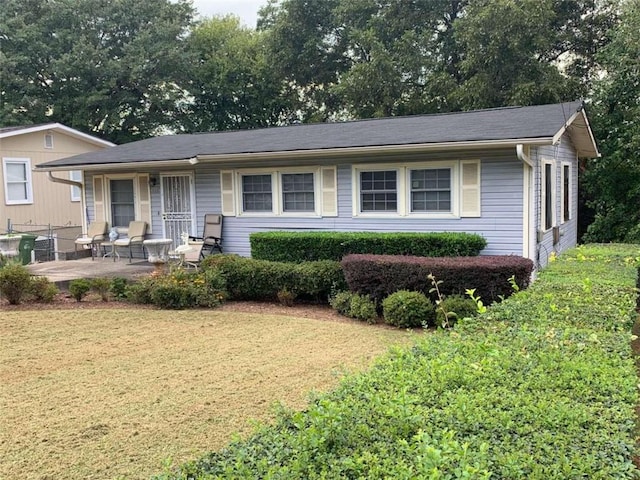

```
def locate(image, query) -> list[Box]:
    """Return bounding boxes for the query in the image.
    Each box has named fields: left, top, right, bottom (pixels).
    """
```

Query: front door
left=161, top=174, right=196, bottom=249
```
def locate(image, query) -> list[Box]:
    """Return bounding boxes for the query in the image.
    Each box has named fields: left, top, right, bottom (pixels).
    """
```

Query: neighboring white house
left=0, top=123, right=114, bottom=232
left=35, top=101, right=598, bottom=268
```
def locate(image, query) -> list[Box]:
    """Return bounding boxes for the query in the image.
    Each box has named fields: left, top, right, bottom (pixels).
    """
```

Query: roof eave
left=34, top=137, right=556, bottom=171
left=0, top=123, right=115, bottom=147
left=552, top=109, right=600, bottom=158
left=197, top=138, right=555, bottom=163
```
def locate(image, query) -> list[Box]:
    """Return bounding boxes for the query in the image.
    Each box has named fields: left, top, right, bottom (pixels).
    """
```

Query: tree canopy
left=179, top=15, right=295, bottom=133
left=0, top=0, right=195, bottom=143
left=260, top=0, right=617, bottom=119
left=583, top=0, right=640, bottom=243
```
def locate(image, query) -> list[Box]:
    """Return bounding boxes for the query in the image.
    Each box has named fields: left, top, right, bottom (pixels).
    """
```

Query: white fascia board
left=0, top=123, right=115, bottom=147
left=196, top=138, right=555, bottom=163
left=552, top=110, right=600, bottom=158
left=34, top=158, right=195, bottom=172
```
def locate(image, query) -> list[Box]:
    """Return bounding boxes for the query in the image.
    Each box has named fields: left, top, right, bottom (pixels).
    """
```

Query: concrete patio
left=26, top=256, right=157, bottom=288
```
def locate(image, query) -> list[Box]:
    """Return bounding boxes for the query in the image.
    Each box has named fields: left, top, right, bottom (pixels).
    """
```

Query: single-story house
left=35, top=101, right=598, bottom=267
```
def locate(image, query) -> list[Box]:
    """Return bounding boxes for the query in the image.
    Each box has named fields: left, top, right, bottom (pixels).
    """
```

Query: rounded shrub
left=436, top=294, right=478, bottom=327
left=110, top=277, right=129, bottom=300
left=329, top=291, right=378, bottom=323
left=91, top=277, right=111, bottom=301
left=329, top=291, right=353, bottom=316
left=69, top=278, right=92, bottom=302
left=348, top=293, right=377, bottom=323
left=382, top=290, right=435, bottom=328
left=30, top=276, right=59, bottom=303
left=0, top=262, right=33, bottom=305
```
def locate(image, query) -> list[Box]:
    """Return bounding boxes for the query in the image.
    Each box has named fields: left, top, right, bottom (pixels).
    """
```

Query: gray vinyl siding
left=84, top=151, right=526, bottom=259
left=533, top=132, right=579, bottom=268
left=211, top=152, right=524, bottom=257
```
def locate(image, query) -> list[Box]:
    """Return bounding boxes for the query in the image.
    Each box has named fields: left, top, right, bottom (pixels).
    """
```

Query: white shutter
left=461, top=160, right=481, bottom=217
left=220, top=171, right=236, bottom=216
left=320, top=167, right=338, bottom=217
left=137, top=174, right=152, bottom=233
left=92, top=175, right=105, bottom=223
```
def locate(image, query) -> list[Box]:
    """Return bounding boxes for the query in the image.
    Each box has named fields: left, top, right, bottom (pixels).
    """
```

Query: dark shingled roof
left=37, top=101, right=584, bottom=169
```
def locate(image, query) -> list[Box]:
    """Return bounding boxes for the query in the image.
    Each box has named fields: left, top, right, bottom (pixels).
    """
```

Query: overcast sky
left=191, top=0, right=267, bottom=28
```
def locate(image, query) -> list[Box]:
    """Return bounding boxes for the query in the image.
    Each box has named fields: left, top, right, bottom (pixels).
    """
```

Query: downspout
left=516, top=144, right=536, bottom=269
left=47, top=171, right=83, bottom=189
left=47, top=171, right=87, bottom=229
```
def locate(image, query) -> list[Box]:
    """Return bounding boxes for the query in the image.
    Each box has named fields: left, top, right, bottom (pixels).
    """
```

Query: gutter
left=516, top=144, right=534, bottom=167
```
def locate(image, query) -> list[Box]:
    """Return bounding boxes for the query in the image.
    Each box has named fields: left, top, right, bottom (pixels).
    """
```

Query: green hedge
left=156, top=244, right=640, bottom=479
left=250, top=231, right=487, bottom=262
left=201, top=255, right=346, bottom=302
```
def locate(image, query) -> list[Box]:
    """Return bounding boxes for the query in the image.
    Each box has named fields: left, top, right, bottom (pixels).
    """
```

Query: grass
left=0, top=308, right=416, bottom=479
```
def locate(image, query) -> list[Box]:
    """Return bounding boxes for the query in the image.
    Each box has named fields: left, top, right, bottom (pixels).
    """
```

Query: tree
left=0, top=0, right=195, bottom=143
left=454, top=0, right=618, bottom=109
left=582, top=0, right=640, bottom=243
left=179, top=15, right=295, bottom=133
left=259, top=0, right=617, bottom=120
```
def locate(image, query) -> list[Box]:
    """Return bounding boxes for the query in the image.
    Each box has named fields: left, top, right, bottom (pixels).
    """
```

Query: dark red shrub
left=341, top=254, right=533, bottom=304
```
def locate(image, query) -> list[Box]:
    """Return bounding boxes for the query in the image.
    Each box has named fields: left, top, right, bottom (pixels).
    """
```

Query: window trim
left=241, top=172, right=275, bottom=214
left=3, top=157, right=34, bottom=205
left=541, top=158, right=555, bottom=232
left=561, top=162, right=572, bottom=224
left=358, top=168, right=399, bottom=214
left=352, top=161, right=460, bottom=218
left=236, top=167, right=321, bottom=217
left=281, top=171, right=317, bottom=213
left=103, top=173, right=141, bottom=227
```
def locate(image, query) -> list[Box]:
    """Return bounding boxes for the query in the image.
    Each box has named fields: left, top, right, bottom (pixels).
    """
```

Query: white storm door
left=160, top=174, right=196, bottom=248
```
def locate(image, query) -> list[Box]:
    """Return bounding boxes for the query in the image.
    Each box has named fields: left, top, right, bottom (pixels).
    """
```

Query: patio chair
left=74, top=221, right=108, bottom=260
left=189, top=214, right=223, bottom=259
left=113, top=221, right=148, bottom=263
left=171, top=240, right=204, bottom=270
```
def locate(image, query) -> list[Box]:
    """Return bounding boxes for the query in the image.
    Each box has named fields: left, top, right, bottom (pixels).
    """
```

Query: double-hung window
left=242, top=174, right=273, bottom=212
left=410, top=168, right=451, bottom=212
left=235, top=170, right=322, bottom=216
left=282, top=173, right=315, bottom=212
left=110, top=179, right=135, bottom=227
left=3, top=157, right=33, bottom=205
left=360, top=170, right=397, bottom=212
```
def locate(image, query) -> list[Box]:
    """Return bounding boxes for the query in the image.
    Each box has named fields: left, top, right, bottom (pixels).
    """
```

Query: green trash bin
left=18, top=234, right=37, bottom=265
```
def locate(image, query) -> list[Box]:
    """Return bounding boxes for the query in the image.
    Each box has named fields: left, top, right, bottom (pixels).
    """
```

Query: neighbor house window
left=3, top=157, right=33, bottom=205
left=282, top=173, right=315, bottom=212
left=44, top=133, right=54, bottom=149
left=410, top=168, right=451, bottom=212
left=543, top=161, right=554, bottom=231
left=360, top=170, right=397, bottom=212
left=242, top=174, right=273, bottom=212
left=70, top=170, right=82, bottom=202
left=562, top=164, right=571, bottom=223
left=110, top=179, right=135, bottom=227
